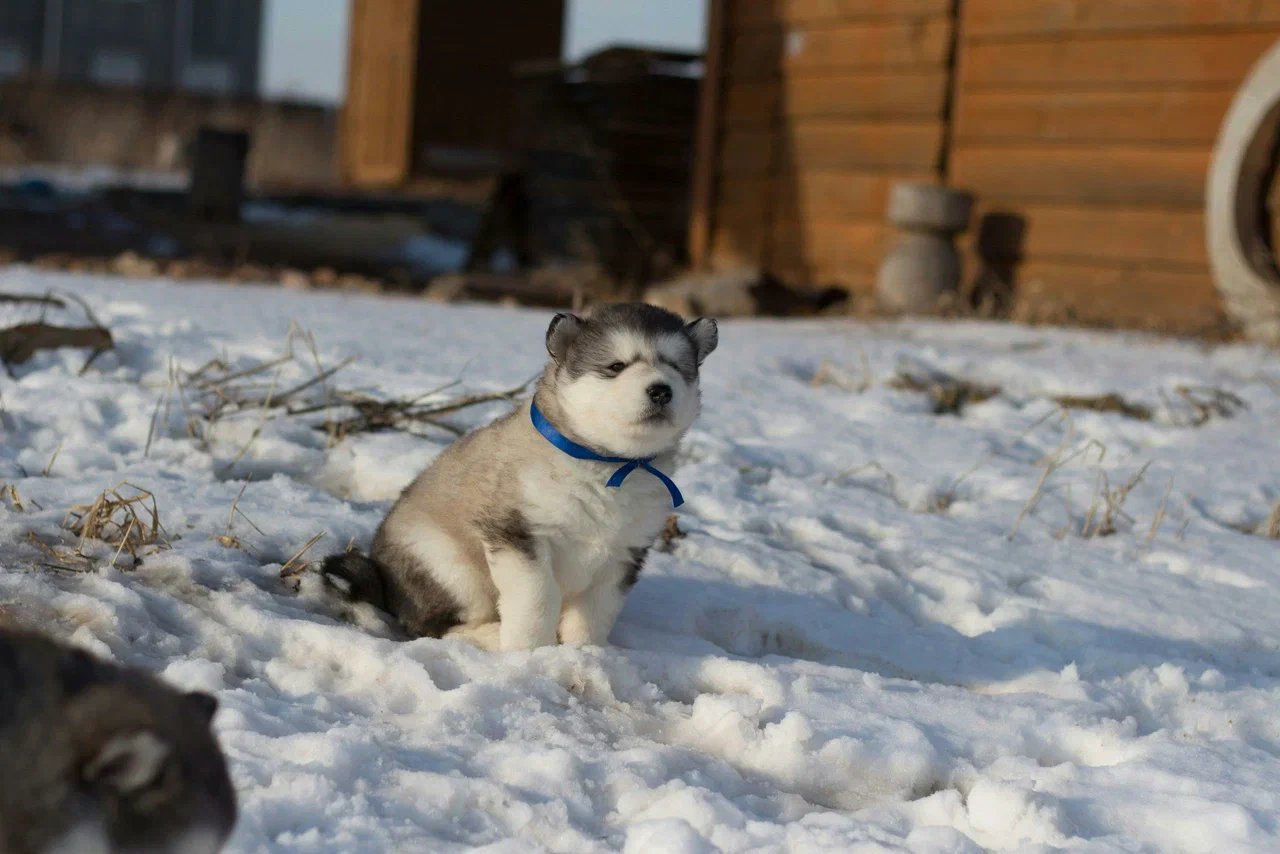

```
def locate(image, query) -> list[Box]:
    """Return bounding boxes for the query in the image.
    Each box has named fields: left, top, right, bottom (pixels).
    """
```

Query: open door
left=341, top=0, right=420, bottom=186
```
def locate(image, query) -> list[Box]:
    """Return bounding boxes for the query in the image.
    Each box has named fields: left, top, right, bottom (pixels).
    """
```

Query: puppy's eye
left=607, top=361, right=626, bottom=374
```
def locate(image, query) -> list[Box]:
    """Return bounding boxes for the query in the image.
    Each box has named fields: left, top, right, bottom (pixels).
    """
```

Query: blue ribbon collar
left=530, top=402, right=684, bottom=508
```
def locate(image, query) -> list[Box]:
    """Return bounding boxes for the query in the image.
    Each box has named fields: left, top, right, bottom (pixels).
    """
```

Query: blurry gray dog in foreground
left=0, top=629, right=236, bottom=854
left=324, top=303, right=718, bottom=651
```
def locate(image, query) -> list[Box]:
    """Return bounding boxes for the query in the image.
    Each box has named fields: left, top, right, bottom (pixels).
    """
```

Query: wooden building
left=342, top=2, right=700, bottom=287
left=342, top=0, right=564, bottom=186
left=692, top=0, right=1280, bottom=331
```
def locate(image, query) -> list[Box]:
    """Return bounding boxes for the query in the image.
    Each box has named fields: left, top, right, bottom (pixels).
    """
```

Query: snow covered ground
left=2, top=267, right=1279, bottom=853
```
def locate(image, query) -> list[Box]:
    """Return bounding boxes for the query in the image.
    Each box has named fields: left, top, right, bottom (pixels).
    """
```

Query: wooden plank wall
left=951, top=0, right=1280, bottom=330
left=702, top=0, right=956, bottom=291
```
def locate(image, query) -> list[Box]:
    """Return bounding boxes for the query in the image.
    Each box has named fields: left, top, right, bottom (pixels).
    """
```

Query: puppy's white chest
left=526, top=461, right=669, bottom=594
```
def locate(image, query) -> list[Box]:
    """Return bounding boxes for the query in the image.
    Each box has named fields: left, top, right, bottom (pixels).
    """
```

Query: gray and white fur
left=0, top=629, right=237, bottom=854
left=323, top=303, right=718, bottom=651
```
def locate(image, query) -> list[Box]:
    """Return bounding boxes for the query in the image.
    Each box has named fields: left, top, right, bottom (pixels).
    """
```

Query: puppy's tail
left=320, top=552, right=389, bottom=612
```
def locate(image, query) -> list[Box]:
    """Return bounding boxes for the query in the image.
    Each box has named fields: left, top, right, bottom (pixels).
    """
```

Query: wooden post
left=340, top=0, right=422, bottom=187
left=687, top=0, right=727, bottom=270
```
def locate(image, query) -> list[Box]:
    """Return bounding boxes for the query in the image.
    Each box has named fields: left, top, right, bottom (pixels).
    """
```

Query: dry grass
left=1260, top=503, right=1280, bottom=540
left=810, top=353, right=872, bottom=393
left=1, top=483, right=39, bottom=512
left=1053, top=393, right=1152, bottom=421
left=24, top=530, right=95, bottom=573
left=1081, top=462, right=1151, bottom=538
left=889, top=370, right=999, bottom=415
left=312, top=377, right=536, bottom=443
left=146, top=326, right=535, bottom=466
left=1009, top=427, right=1106, bottom=539
left=1162, top=385, right=1247, bottom=427
left=279, top=531, right=326, bottom=580
left=657, top=514, right=686, bottom=552
left=1146, top=477, right=1175, bottom=544
left=63, top=482, right=169, bottom=567
left=215, top=481, right=266, bottom=552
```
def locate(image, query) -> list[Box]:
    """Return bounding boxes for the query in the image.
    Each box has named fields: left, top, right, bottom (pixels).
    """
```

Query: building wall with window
left=0, top=0, right=261, bottom=97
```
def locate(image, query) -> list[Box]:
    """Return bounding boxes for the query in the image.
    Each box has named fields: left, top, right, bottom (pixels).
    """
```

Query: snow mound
left=2, top=268, right=1279, bottom=852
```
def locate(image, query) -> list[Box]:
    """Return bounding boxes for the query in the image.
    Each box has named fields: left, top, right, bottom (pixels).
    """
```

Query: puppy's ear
left=83, top=731, right=170, bottom=794
left=685, top=318, right=718, bottom=364
left=546, top=313, right=583, bottom=362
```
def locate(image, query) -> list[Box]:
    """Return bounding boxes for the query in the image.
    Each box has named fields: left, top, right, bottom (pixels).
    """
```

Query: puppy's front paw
left=557, top=611, right=594, bottom=646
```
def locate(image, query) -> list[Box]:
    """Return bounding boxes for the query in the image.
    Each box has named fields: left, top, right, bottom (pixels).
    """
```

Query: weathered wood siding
left=950, top=0, right=1280, bottom=329
left=696, top=0, right=956, bottom=291
left=698, top=0, right=1280, bottom=331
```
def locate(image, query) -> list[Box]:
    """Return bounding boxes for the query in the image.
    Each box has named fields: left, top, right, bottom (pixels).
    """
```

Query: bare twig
left=41, top=440, right=63, bottom=477
left=0, top=293, right=67, bottom=308
left=0, top=324, right=113, bottom=369
left=318, top=374, right=538, bottom=438
left=280, top=531, right=325, bottom=578
left=1147, top=477, right=1175, bottom=544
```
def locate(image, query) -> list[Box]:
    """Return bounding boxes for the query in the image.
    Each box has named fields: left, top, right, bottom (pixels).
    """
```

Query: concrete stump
left=876, top=183, right=973, bottom=313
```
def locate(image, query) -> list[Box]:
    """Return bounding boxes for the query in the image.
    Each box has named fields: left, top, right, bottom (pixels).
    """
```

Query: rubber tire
left=885, top=183, right=973, bottom=232
left=1207, top=39, right=1280, bottom=343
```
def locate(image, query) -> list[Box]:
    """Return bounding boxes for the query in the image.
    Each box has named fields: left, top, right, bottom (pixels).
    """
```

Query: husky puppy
left=0, top=629, right=237, bottom=854
left=323, top=303, right=717, bottom=651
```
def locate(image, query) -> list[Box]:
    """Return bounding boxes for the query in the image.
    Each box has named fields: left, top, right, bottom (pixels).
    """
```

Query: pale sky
left=259, top=0, right=707, bottom=104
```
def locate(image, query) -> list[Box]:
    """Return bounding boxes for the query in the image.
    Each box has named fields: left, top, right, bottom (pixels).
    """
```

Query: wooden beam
left=727, top=17, right=952, bottom=79
left=951, top=143, right=1212, bottom=206
left=954, top=88, right=1236, bottom=145
left=961, top=30, right=1280, bottom=88
left=340, top=0, right=421, bottom=187
left=965, top=0, right=1280, bottom=40
left=689, top=0, right=729, bottom=269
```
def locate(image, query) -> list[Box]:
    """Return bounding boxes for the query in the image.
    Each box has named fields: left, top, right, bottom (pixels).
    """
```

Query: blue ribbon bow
left=530, top=402, right=684, bottom=508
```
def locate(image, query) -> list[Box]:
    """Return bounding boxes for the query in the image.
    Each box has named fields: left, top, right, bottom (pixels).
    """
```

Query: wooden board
left=719, top=120, right=944, bottom=174
left=785, top=120, right=945, bottom=170
left=961, top=30, right=1280, bottom=87
left=689, top=0, right=728, bottom=268
left=724, top=71, right=948, bottom=124
left=953, top=88, right=1235, bottom=145
left=770, top=220, right=888, bottom=270
left=718, top=125, right=776, bottom=174
left=964, top=204, right=1208, bottom=267
left=341, top=0, right=420, bottom=186
left=775, top=169, right=933, bottom=217
left=731, top=0, right=950, bottom=28
left=950, top=144, right=1211, bottom=206
left=1015, top=261, right=1223, bottom=330
left=965, top=0, right=1280, bottom=40
left=728, top=18, right=952, bottom=80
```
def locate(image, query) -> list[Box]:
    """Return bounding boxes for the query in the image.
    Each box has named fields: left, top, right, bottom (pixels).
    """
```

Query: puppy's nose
left=647, top=383, right=673, bottom=406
